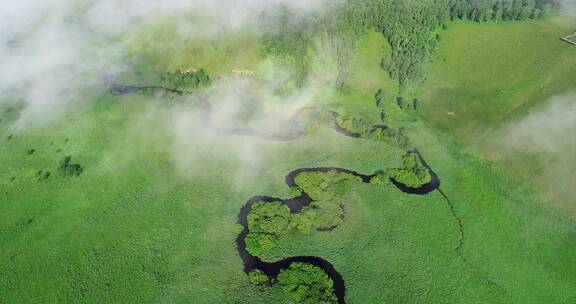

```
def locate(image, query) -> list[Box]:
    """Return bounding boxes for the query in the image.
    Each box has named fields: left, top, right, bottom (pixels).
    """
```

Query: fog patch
left=168, top=60, right=339, bottom=189
left=0, top=0, right=344, bottom=195
left=488, top=92, right=576, bottom=211
left=0, top=0, right=333, bottom=129
left=493, top=94, right=576, bottom=156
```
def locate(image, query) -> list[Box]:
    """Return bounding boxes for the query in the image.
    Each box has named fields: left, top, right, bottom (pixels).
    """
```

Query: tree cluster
left=365, top=0, right=557, bottom=91
left=248, top=269, right=270, bottom=286
left=277, top=262, right=337, bottom=304
left=389, top=151, right=432, bottom=188
left=162, top=69, right=210, bottom=90
left=296, top=172, right=361, bottom=230
left=295, top=171, right=361, bottom=202
left=297, top=110, right=335, bottom=134
left=58, top=156, right=83, bottom=177
left=245, top=201, right=308, bottom=257
left=336, top=116, right=372, bottom=136
left=370, top=169, right=390, bottom=185
left=375, top=89, right=386, bottom=108
left=258, top=0, right=559, bottom=92
left=368, top=126, right=412, bottom=149
left=245, top=172, right=362, bottom=256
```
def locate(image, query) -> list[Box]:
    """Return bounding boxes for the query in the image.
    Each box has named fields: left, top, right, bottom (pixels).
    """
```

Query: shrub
left=303, top=201, right=343, bottom=231
left=294, top=172, right=361, bottom=202
left=380, top=111, right=388, bottom=124
left=296, top=172, right=362, bottom=231
left=36, top=170, right=51, bottom=181
left=374, top=89, right=386, bottom=108
left=396, top=96, right=405, bottom=109
left=245, top=202, right=312, bottom=256
left=336, top=116, right=371, bottom=135
left=245, top=201, right=293, bottom=256
left=277, top=262, right=337, bottom=304
left=370, top=170, right=389, bottom=185
left=162, top=69, right=211, bottom=90
left=380, top=55, right=392, bottom=72
left=246, top=172, right=363, bottom=256
left=368, top=127, right=411, bottom=149
left=412, top=98, right=420, bottom=110
left=58, top=156, right=83, bottom=177
left=248, top=269, right=270, bottom=286
left=297, top=110, right=334, bottom=134
left=389, top=151, right=431, bottom=188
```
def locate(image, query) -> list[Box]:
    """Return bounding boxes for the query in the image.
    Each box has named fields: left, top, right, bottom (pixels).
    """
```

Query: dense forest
left=262, top=0, right=560, bottom=92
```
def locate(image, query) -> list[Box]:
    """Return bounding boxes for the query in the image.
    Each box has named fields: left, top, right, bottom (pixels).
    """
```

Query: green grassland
left=345, top=31, right=398, bottom=98
left=1, top=12, right=576, bottom=304
left=419, top=13, right=576, bottom=145
left=417, top=13, right=576, bottom=215
left=124, top=17, right=263, bottom=76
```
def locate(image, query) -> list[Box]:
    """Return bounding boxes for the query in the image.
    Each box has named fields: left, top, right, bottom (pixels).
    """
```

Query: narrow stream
left=236, top=164, right=440, bottom=304
left=113, top=83, right=450, bottom=303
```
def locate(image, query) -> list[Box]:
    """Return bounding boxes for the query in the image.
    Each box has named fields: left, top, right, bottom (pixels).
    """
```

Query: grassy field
left=419, top=13, right=576, bottom=145
left=417, top=13, right=576, bottom=215
left=123, top=16, right=263, bottom=80
left=1, top=14, right=576, bottom=304
left=345, top=30, right=398, bottom=99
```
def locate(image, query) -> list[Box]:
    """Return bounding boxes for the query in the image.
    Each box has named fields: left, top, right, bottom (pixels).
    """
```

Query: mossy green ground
left=420, top=14, right=576, bottom=144
left=1, top=14, right=576, bottom=304
left=419, top=13, right=576, bottom=214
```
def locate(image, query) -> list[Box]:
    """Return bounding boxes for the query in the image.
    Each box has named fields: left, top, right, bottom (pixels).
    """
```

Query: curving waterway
left=112, top=83, right=462, bottom=304
left=236, top=165, right=439, bottom=304
left=112, top=84, right=394, bottom=142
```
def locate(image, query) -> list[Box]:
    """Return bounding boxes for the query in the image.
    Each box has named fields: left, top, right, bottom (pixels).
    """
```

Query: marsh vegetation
left=1, top=1, right=575, bottom=304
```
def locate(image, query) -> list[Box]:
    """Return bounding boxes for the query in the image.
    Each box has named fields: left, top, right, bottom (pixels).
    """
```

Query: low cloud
left=493, top=93, right=576, bottom=156
left=168, top=60, right=339, bottom=186
left=0, top=0, right=332, bottom=128
left=488, top=93, right=576, bottom=211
